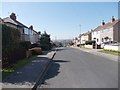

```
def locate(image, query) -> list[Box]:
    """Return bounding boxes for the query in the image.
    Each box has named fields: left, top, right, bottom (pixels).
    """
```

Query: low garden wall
left=84, top=45, right=93, bottom=49
left=104, top=45, right=120, bottom=51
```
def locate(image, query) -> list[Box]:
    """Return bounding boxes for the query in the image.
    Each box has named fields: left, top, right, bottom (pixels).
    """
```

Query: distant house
left=3, top=13, right=40, bottom=44
left=72, top=37, right=80, bottom=46
left=28, top=25, right=40, bottom=44
left=92, top=17, right=120, bottom=45
left=80, top=31, right=92, bottom=44
left=72, top=31, right=92, bottom=46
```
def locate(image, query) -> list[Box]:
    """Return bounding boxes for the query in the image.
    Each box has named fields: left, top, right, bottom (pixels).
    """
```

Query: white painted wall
left=81, top=35, right=89, bottom=44
left=85, top=45, right=93, bottom=49
left=104, top=45, right=120, bottom=51
left=92, top=31, right=101, bottom=45
left=100, top=27, right=113, bottom=42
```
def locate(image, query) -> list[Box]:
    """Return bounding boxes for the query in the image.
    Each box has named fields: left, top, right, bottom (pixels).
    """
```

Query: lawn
left=2, top=55, right=37, bottom=79
left=79, top=46, right=91, bottom=49
left=99, top=49, right=120, bottom=56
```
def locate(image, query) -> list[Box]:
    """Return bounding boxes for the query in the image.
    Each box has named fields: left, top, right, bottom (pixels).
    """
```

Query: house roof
left=15, top=20, right=39, bottom=34
left=3, top=15, right=39, bottom=34
left=81, top=31, right=91, bottom=36
left=93, top=19, right=119, bottom=32
left=3, top=17, right=28, bottom=28
left=3, top=17, right=18, bottom=25
left=33, top=30, right=38, bottom=34
left=15, top=20, right=28, bottom=28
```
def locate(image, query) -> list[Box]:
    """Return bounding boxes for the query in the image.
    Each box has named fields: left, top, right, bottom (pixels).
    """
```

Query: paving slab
left=2, top=58, right=50, bottom=89
left=72, top=46, right=118, bottom=61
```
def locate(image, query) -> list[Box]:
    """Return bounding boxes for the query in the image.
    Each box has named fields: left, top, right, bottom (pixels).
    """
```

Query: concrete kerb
left=32, top=50, right=56, bottom=90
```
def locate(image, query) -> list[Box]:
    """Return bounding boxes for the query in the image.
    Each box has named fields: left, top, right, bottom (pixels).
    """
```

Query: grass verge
left=2, top=55, right=37, bottom=80
left=99, top=49, right=120, bottom=56
left=79, top=46, right=91, bottom=49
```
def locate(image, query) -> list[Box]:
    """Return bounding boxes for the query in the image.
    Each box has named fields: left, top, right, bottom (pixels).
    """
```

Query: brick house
left=92, top=17, right=120, bottom=45
left=3, top=13, right=40, bottom=44
left=29, top=25, right=40, bottom=44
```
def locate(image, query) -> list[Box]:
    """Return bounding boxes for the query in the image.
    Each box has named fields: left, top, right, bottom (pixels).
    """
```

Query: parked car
left=101, top=41, right=118, bottom=48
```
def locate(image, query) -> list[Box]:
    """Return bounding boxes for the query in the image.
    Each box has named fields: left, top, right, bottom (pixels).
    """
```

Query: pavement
left=2, top=50, right=56, bottom=89
left=38, top=47, right=118, bottom=88
left=71, top=46, right=119, bottom=62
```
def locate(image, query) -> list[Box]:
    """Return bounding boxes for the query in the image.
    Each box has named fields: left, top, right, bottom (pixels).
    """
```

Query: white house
left=92, top=17, right=119, bottom=45
left=92, top=26, right=101, bottom=45
left=80, top=31, right=91, bottom=44
left=72, top=37, right=80, bottom=46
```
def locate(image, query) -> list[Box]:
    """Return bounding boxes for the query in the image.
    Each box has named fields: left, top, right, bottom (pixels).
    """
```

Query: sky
left=1, top=2, right=118, bottom=40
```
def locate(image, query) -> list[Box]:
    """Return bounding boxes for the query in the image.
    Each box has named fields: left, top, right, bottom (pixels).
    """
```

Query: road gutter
left=32, top=50, right=56, bottom=90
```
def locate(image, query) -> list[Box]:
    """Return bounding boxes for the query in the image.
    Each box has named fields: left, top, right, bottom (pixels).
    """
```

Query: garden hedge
left=85, top=40, right=96, bottom=45
left=2, top=24, right=26, bottom=68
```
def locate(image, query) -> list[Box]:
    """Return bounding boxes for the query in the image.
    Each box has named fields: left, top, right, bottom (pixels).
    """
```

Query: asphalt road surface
left=37, top=47, right=118, bottom=88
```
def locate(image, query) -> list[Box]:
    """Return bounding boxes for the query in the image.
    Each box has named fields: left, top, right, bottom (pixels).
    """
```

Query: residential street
left=2, top=2, right=120, bottom=90
left=38, top=47, right=118, bottom=88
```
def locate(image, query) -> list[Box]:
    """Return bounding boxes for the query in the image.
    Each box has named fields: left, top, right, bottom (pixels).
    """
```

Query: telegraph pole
left=55, top=36, right=57, bottom=42
left=79, top=24, right=81, bottom=46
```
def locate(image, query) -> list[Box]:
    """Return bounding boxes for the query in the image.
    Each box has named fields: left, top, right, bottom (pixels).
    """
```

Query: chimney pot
left=29, top=25, right=33, bottom=30
left=10, top=13, right=16, bottom=21
left=112, top=16, right=115, bottom=22
left=102, top=20, right=105, bottom=25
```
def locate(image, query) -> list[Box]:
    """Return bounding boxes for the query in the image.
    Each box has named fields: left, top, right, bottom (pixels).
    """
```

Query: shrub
left=40, top=44, right=51, bottom=51
left=85, top=40, right=95, bottom=45
left=19, top=41, right=31, bottom=50
left=39, top=31, right=52, bottom=50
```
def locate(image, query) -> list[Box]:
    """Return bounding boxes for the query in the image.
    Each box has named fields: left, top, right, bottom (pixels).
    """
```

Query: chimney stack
left=10, top=13, right=16, bottom=21
left=29, top=25, right=33, bottom=30
left=91, top=29, right=93, bottom=32
left=102, top=20, right=105, bottom=25
left=112, top=16, right=115, bottom=22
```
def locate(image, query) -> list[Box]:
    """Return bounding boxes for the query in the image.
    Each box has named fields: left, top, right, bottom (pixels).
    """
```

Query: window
left=102, top=38, right=104, bottom=42
left=93, top=38, right=96, bottom=40
left=96, top=31, right=98, bottom=34
left=24, top=27, right=29, bottom=35
left=109, top=38, right=111, bottom=41
left=29, top=29, right=33, bottom=35
left=97, top=38, right=99, bottom=42
left=101, top=30, right=103, bottom=33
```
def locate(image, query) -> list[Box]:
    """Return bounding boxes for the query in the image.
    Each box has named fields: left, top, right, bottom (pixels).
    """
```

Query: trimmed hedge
left=2, top=24, right=20, bottom=49
left=2, top=24, right=26, bottom=68
left=85, top=40, right=96, bottom=45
